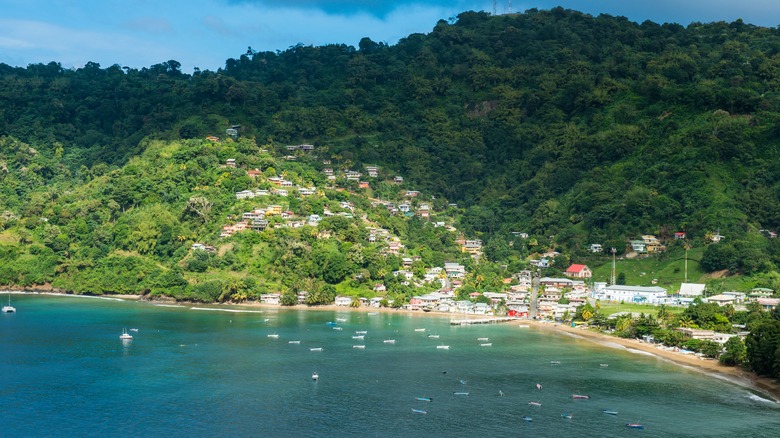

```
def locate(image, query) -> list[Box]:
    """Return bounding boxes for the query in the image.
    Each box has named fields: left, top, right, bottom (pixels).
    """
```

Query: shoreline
left=7, top=289, right=779, bottom=401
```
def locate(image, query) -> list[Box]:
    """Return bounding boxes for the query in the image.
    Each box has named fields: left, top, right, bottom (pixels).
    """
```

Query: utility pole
left=684, top=242, right=690, bottom=283
left=610, top=247, right=617, bottom=285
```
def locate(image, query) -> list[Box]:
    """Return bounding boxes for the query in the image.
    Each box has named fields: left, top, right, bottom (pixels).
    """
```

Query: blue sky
left=1, top=1, right=778, bottom=73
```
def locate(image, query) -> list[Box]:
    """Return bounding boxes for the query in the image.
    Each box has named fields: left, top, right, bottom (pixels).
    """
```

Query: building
left=594, top=285, right=668, bottom=304
left=565, top=264, right=592, bottom=279
left=589, top=244, right=603, bottom=253
left=679, top=283, right=705, bottom=297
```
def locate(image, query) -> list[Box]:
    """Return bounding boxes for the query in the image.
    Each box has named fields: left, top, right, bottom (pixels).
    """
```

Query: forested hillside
left=2, top=7, right=780, bottom=284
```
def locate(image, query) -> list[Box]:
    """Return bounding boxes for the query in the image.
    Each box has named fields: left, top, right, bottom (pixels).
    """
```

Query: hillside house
left=565, top=264, right=592, bottom=279
left=674, top=232, right=686, bottom=240
left=225, top=158, right=236, bottom=167
left=359, top=181, right=369, bottom=189
left=247, top=169, right=262, bottom=178
left=679, top=283, right=706, bottom=297
left=642, top=235, right=666, bottom=253
left=589, top=244, right=603, bottom=253
left=335, top=296, right=352, bottom=306
left=630, top=240, right=646, bottom=253
left=393, top=176, right=404, bottom=183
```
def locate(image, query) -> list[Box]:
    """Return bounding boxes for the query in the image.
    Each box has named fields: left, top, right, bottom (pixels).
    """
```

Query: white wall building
left=594, top=285, right=667, bottom=304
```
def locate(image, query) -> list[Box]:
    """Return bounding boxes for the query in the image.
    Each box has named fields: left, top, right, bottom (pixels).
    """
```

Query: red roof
left=566, top=264, right=588, bottom=273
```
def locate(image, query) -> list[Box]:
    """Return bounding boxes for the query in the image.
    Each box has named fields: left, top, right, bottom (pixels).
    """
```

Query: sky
left=1, top=0, right=779, bottom=73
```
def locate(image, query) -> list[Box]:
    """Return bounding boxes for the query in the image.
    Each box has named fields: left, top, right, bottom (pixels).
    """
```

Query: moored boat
left=626, top=423, right=644, bottom=430
left=267, top=334, right=279, bottom=338
left=414, top=328, right=426, bottom=332
left=572, top=394, right=590, bottom=399
left=528, top=401, right=541, bottom=406
left=2, top=293, right=15, bottom=313
left=522, top=416, right=532, bottom=422
left=436, top=345, right=450, bottom=350
left=427, top=334, right=439, bottom=339
left=415, top=397, right=432, bottom=402
left=353, top=345, right=366, bottom=349
left=312, top=372, right=318, bottom=380
left=352, top=335, right=364, bottom=339
left=120, top=328, right=133, bottom=340
left=477, top=337, right=489, bottom=341
left=561, top=413, right=573, bottom=419
left=383, top=339, right=396, bottom=344
left=310, top=347, right=323, bottom=351
left=480, top=343, right=492, bottom=347
left=412, top=409, right=427, bottom=414
left=453, top=392, right=469, bottom=396
left=603, top=410, right=618, bottom=415
left=288, top=340, right=301, bottom=344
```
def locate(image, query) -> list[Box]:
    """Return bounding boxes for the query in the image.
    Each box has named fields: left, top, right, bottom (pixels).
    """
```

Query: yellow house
left=265, top=205, right=283, bottom=216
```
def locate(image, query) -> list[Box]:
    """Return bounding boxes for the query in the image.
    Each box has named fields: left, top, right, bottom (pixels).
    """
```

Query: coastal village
left=189, top=138, right=779, bottom=354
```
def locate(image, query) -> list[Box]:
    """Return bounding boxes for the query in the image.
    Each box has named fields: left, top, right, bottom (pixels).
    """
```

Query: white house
left=595, top=285, right=668, bottom=304
left=335, top=296, right=352, bottom=306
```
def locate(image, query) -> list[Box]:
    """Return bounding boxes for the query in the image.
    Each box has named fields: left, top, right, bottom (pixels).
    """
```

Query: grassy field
left=590, top=246, right=707, bottom=293
left=596, top=301, right=683, bottom=317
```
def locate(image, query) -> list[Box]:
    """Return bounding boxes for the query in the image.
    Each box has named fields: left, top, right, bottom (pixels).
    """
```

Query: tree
left=745, top=319, right=780, bottom=378
left=280, top=291, right=298, bottom=306
left=616, top=272, right=626, bottom=285
left=719, top=336, right=746, bottom=365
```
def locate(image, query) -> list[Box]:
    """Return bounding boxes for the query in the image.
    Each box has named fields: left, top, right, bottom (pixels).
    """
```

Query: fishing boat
left=310, top=347, right=323, bottom=351
left=129, top=328, right=139, bottom=332
left=453, top=392, right=469, bottom=396
left=2, top=293, right=15, bottom=313
left=572, top=394, right=590, bottom=399
left=120, top=328, right=133, bottom=340
left=626, top=423, right=644, bottom=430
left=267, top=334, right=279, bottom=339
left=412, top=409, right=427, bottom=414
left=352, top=345, right=366, bottom=349
left=550, top=360, right=561, bottom=365
left=414, top=328, right=426, bottom=332
left=355, top=330, right=368, bottom=335
left=312, top=372, right=319, bottom=380
left=427, top=334, right=440, bottom=339
left=477, top=337, right=489, bottom=341
left=561, top=413, right=573, bottom=419
left=528, top=401, right=542, bottom=406
left=600, top=363, right=609, bottom=367
left=522, top=416, right=532, bottom=422
left=333, top=327, right=343, bottom=331
left=352, top=335, right=365, bottom=339
left=383, top=339, right=396, bottom=344
left=480, top=343, right=492, bottom=347
left=436, top=345, right=450, bottom=350
left=603, top=410, right=618, bottom=415
left=288, top=340, right=301, bottom=344
left=415, top=397, right=432, bottom=402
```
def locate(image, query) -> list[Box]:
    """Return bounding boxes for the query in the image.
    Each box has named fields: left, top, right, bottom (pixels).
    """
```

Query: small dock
left=450, top=317, right=517, bottom=326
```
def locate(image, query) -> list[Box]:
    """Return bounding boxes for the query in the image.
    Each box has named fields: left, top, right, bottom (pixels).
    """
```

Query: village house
left=345, top=171, right=362, bottom=181
left=247, top=169, right=262, bottom=178
left=260, top=294, right=280, bottom=305
left=392, top=176, right=404, bottom=183
left=405, top=190, right=420, bottom=197
left=298, top=187, right=316, bottom=196
left=461, top=239, right=482, bottom=256
left=642, top=235, right=666, bottom=253
left=225, top=158, right=236, bottom=168
left=630, top=240, right=646, bottom=253
left=444, top=262, right=466, bottom=279
left=251, top=219, right=269, bottom=231
left=564, top=264, right=592, bottom=279
left=265, top=205, right=283, bottom=215
left=674, top=232, right=687, bottom=240
left=589, top=243, right=603, bottom=253
left=235, top=190, right=255, bottom=200
left=359, top=181, right=370, bottom=189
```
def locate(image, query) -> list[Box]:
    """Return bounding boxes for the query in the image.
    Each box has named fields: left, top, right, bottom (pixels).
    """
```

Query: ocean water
left=1, top=294, right=778, bottom=437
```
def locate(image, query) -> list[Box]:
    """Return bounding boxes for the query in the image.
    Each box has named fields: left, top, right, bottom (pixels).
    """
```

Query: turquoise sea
left=1, top=294, right=778, bottom=437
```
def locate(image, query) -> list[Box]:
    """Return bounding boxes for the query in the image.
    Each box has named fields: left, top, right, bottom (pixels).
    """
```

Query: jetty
left=450, top=317, right=516, bottom=326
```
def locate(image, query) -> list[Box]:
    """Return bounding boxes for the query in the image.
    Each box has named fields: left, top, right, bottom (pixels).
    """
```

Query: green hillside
left=2, top=8, right=780, bottom=297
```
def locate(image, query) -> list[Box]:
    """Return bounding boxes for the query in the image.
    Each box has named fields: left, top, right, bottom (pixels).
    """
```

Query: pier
left=450, top=317, right=517, bottom=326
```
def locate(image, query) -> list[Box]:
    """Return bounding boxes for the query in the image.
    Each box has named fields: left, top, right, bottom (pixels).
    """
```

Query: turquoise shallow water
left=1, top=294, right=779, bottom=437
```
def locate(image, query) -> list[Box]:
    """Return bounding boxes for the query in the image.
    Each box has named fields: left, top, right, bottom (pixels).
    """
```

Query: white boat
left=436, top=345, right=450, bottom=350
left=383, top=339, right=396, bottom=344
left=355, top=330, right=368, bottom=334
left=310, top=347, right=323, bottom=351
left=333, top=327, right=343, bottom=331
left=352, top=345, right=366, bottom=349
left=336, top=318, right=347, bottom=322
left=480, top=343, right=492, bottom=347
left=129, top=328, right=139, bottom=332
left=477, top=337, right=489, bottom=341
left=550, top=360, right=561, bottom=365
left=600, top=363, right=609, bottom=367
left=2, top=293, right=15, bottom=313
left=267, top=334, right=279, bottom=339
left=288, top=340, right=301, bottom=344
left=427, top=334, right=440, bottom=339
left=312, top=372, right=319, bottom=380
left=414, top=328, right=426, bottom=332
left=120, top=328, right=133, bottom=340
left=352, top=335, right=364, bottom=339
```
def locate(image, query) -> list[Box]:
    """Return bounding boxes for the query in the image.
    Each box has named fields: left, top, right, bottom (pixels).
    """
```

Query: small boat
left=572, top=394, right=590, bottom=399
left=561, top=413, right=573, bottom=419
left=528, top=401, right=542, bottom=406
left=353, top=345, right=366, bottom=349
left=267, top=334, right=279, bottom=339
left=626, top=423, right=644, bottom=430
left=120, top=329, right=133, bottom=340
left=367, top=312, right=379, bottom=316
left=480, top=343, right=492, bottom=347
left=414, top=328, right=426, bottom=332
left=325, top=321, right=338, bottom=326
left=383, top=339, right=396, bottom=344
left=2, top=293, right=15, bottom=313
left=460, top=380, right=467, bottom=385
left=415, top=397, right=432, bottom=402
left=312, top=372, right=319, bottom=380
left=603, top=410, right=618, bottom=415
left=536, top=383, right=542, bottom=390
left=336, top=318, right=347, bottom=322
left=129, top=328, right=139, bottom=332
left=600, top=364, right=609, bottom=367
left=436, top=345, right=450, bottom=350
left=477, top=337, right=489, bottom=341
left=412, top=409, right=427, bottom=414
left=427, top=334, right=440, bottom=339
left=352, top=335, right=365, bottom=339
left=288, top=340, right=301, bottom=344
left=522, top=416, right=532, bottom=422
left=333, top=327, right=343, bottom=331
left=453, top=392, right=469, bottom=396
left=550, top=360, right=561, bottom=365
left=355, top=330, right=368, bottom=335
left=310, top=347, right=323, bottom=351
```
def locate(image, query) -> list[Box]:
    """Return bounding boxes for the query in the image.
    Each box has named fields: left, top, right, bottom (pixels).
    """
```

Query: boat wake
left=190, top=307, right=265, bottom=313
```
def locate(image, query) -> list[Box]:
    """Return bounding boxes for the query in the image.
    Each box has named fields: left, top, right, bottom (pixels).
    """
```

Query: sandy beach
left=8, top=289, right=780, bottom=402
